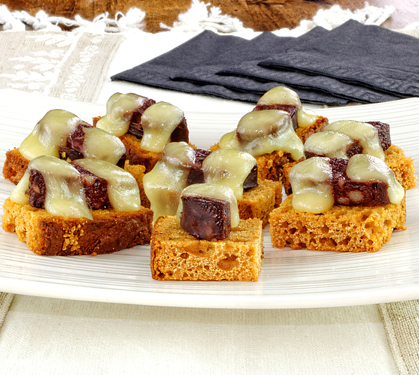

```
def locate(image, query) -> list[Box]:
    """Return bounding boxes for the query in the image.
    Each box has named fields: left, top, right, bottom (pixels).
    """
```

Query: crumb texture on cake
left=238, top=179, right=282, bottom=227
left=2, top=198, right=153, bottom=256
left=295, top=115, right=329, bottom=143
left=3, top=148, right=29, bottom=185
left=150, top=216, right=263, bottom=281
left=255, top=150, right=294, bottom=182
left=123, top=161, right=150, bottom=208
left=269, top=195, right=406, bottom=253
left=119, top=134, right=197, bottom=174
left=120, top=134, right=163, bottom=173
left=384, top=144, right=416, bottom=190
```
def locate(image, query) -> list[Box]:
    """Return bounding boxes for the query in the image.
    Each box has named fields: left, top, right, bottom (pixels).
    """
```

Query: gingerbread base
left=269, top=195, right=406, bottom=253
left=151, top=216, right=263, bottom=281
left=2, top=198, right=153, bottom=256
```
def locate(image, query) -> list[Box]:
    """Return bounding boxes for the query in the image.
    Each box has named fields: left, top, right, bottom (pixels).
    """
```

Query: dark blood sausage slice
left=367, top=121, right=391, bottom=151
left=27, top=169, right=47, bottom=208
left=59, top=123, right=126, bottom=166
left=127, top=98, right=156, bottom=138
left=330, top=158, right=390, bottom=207
left=59, top=123, right=93, bottom=161
left=58, top=146, right=84, bottom=161
left=243, top=165, right=258, bottom=191
left=67, top=123, right=92, bottom=152
left=253, top=104, right=298, bottom=130
left=187, top=149, right=212, bottom=186
left=306, top=121, right=391, bottom=159
left=72, top=163, right=112, bottom=210
left=127, top=99, right=189, bottom=144
left=169, top=118, right=189, bottom=143
left=344, top=140, right=363, bottom=158
left=180, top=195, right=231, bottom=241
left=186, top=149, right=259, bottom=190
left=116, top=154, right=126, bottom=168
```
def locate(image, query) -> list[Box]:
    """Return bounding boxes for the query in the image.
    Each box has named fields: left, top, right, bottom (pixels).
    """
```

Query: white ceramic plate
left=0, top=89, right=418, bottom=309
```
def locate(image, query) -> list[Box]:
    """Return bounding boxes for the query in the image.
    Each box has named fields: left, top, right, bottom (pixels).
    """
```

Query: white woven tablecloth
left=0, top=295, right=397, bottom=375
left=0, top=25, right=418, bottom=375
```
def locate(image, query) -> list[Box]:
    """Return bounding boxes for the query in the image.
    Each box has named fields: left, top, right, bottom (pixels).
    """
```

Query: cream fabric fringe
left=0, top=1, right=395, bottom=35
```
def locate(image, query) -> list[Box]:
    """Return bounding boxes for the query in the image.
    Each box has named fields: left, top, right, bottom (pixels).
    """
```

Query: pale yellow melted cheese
left=140, top=102, right=184, bottom=152
left=297, top=107, right=318, bottom=128
left=257, top=86, right=301, bottom=108
left=289, top=157, right=334, bottom=214
left=346, top=154, right=404, bottom=204
left=257, top=86, right=317, bottom=128
left=73, top=158, right=142, bottom=212
left=19, top=110, right=83, bottom=160
left=96, top=93, right=149, bottom=136
left=289, top=154, right=404, bottom=213
left=202, top=149, right=257, bottom=199
left=176, top=183, right=240, bottom=228
left=304, top=131, right=354, bottom=158
left=219, top=110, right=304, bottom=159
left=11, top=155, right=92, bottom=220
left=143, top=142, right=196, bottom=222
left=82, top=127, right=125, bottom=164
left=323, top=120, right=385, bottom=160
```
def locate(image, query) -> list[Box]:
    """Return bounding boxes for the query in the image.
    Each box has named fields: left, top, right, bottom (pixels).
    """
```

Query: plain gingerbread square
left=238, top=179, right=281, bottom=227
left=150, top=216, right=263, bottom=281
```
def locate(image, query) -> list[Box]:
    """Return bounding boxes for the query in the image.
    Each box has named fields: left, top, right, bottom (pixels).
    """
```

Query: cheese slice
left=289, top=157, right=334, bottom=214
left=346, top=154, right=404, bottom=204
left=219, top=110, right=304, bottom=160
left=304, top=131, right=354, bottom=159
left=323, top=120, right=385, bottom=160
left=73, top=158, right=142, bottom=212
left=11, top=155, right=92, bottom=220
left=19, top=110, right=83, bottom=160
left=143, top=142, right=196, bottom=222
left=82, top=127, right=125, bottom=164
left=202, top=149, right=257, bottom=199
left=140, top=102, right=184, bottom=152
left=96, top=93, right=149, bottom=136
left=257, top=86, right=301, bottom=108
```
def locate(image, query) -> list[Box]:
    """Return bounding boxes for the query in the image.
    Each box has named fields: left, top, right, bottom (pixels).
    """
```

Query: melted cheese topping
left=257, top=86, right=301, bottom=108
left=176, top=183, right=240, bottom=228
left=289, top=155, right=404, bottom=213
left=96, top=93, right=149, bottom=136
left=304, top=131, right=354, bottom=158
left=323, top=120, right=385, bottom=160
left=73, top=158, right=142, bottom=212
left=11, top=155, right=92, bottom=220
left=219, top=110, right=304, bottom=159
left=289, top=157, right=334, bottom=214
left=143, top=142, right=196, bottom=222
left=202, top=149, right=257, bottom=199
left=19, top=110, right=83, bottom=160
left=297, top=107, right=318, bottom=128
left=140, top=102, right=184, bottom=152
left=82, top=127, right=125, bottom=164
left=257, top=86, right=318, bottom=128
left=346, top=154, right=404, bottom=204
